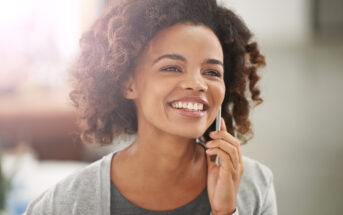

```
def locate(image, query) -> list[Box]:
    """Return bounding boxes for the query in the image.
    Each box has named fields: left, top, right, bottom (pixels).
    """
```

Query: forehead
left=143, top=23, right=223, bottom=62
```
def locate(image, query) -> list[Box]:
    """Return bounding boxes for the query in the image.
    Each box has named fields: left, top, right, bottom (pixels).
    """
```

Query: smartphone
left=215, top=107, right=221, bottom=131
left=215, top=107, right=222, bottom=166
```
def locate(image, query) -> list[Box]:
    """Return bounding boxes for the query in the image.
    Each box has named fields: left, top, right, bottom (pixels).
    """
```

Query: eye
left=160, top=66, right=182, bottom=72
left=203, top=70, right=222, bottom=78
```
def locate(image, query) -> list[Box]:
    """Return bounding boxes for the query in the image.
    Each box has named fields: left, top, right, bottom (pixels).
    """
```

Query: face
left=124, top=23, right=225, bottom=139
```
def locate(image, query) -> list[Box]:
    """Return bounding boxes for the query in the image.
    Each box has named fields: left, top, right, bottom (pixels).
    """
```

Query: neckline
left=110, top=179, right=208, bottom=213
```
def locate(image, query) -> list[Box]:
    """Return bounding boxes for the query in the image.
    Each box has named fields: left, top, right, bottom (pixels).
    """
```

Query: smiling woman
left=24, top=0, right=277, bottom=215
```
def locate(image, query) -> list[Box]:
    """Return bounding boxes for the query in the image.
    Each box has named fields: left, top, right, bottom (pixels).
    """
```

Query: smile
left=170, top=101, right=205, bottom=111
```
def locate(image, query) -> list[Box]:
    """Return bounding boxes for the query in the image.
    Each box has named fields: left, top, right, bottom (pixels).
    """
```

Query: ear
left=122, top=76, right=137, bottom=99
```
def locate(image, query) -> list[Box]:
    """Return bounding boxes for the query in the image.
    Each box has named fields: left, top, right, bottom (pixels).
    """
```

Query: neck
left=121, top=125, right=205, bottom=187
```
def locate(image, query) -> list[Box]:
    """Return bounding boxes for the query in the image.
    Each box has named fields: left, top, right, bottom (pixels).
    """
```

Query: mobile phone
left=215, top=107, right=221, bottom=131
left=215, top=107, right=222, bottom=166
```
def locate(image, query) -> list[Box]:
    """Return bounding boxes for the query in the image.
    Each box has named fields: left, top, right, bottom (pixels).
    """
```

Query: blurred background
left=0, top=0, right=342, bottom=214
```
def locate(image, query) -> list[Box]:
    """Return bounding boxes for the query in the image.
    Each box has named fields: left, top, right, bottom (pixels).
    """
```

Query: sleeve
left=260, top=174, right=278, bottom=215
left=23, top=187, right=54, bottom=215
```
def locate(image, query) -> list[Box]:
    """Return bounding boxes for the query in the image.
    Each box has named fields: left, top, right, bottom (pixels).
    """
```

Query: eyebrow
left=152, top=54, right=186, bottom=65
left=204, top=58, right=223, bottom=67
left=152, top=53, right=223, bottom=68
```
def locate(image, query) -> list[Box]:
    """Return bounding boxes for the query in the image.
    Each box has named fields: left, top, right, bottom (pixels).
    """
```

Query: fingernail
left=205, top=148, right=213, bottom=153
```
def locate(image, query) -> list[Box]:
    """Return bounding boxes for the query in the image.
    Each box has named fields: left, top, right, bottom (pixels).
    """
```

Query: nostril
left=184, top=86, right=207, bottom=92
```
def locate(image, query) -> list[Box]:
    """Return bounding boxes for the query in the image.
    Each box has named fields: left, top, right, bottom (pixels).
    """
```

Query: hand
left=206, top=117, right=244, bottom=215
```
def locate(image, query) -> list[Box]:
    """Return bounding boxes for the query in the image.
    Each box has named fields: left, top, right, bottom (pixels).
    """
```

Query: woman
left=25, top=0, right=277, bottom=214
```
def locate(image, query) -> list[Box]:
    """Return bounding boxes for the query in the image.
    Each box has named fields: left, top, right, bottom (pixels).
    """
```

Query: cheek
left=208, top=83, right=225, bottom=120
left=139, top=80, right=170, bottom=113
left=211, top=82, right=226, bottom=104
left=220, top=85, right=226, bottom=103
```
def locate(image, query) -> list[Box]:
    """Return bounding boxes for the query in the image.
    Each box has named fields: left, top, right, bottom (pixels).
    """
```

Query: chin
left=172, top=127, right=207, bottom=139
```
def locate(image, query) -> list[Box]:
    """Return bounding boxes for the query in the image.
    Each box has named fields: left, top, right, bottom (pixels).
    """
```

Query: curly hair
left=69, top=0, right=265, bottom=146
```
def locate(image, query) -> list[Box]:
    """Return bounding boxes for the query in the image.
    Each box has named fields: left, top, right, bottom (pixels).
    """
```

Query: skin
left=110, top=23, right=244, bottom=215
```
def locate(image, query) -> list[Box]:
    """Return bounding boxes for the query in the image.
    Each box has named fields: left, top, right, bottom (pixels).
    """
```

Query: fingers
left=209, top=118, right=242, bottom=164
left=206, top=147, right=239, bottom=171
left=206, top=139, right=239, bottom=169
left=208, top=117, right=243, bottom=165
left=210, top=130, right=240, bottom=147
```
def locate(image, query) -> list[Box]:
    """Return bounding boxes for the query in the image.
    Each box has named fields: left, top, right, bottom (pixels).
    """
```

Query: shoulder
left=237, top=156, right=277, bottom=214
left=24, top=153, right=114, bottom=215
left=241, top=156, right=273, bottom=188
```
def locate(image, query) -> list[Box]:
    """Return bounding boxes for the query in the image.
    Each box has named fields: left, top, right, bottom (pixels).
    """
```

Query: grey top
left=24, top=147, right=277, bottom=215
left=111, top=181, right=211, bottom=214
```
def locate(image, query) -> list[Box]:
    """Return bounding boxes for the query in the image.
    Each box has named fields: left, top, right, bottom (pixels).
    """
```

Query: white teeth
left=188, top=103, right=193, bottom=109
left=171, top=101, right=205, bottom=111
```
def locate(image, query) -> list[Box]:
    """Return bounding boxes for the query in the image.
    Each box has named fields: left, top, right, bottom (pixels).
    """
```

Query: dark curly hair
left=69, top=0, right=265, bottom=146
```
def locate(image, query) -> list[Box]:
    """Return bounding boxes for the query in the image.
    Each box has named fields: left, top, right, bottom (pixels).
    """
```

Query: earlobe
left=122, top=77, right=137, bottom=99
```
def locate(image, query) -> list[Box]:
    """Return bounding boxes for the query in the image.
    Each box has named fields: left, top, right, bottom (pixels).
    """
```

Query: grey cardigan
left=24, top=148, right=277, bottom=215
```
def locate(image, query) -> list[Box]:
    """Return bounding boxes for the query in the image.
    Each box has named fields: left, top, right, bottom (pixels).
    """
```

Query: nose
left=180, top=72, right=208, bottom=92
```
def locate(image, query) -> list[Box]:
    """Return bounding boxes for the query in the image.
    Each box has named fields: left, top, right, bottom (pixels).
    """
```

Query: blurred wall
left=222, top=0, right=343, bottom=215
left=0, top=0, right=104, bottom=161
left=219, top=0, right=312, bottom=43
